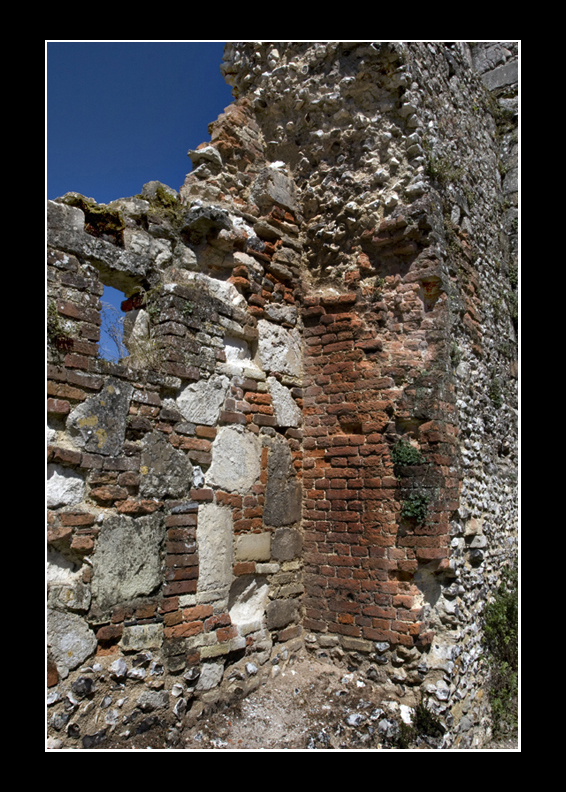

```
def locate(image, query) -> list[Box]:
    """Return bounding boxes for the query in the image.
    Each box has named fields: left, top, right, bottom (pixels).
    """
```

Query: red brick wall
left=301, top=287, right=456, bottom=650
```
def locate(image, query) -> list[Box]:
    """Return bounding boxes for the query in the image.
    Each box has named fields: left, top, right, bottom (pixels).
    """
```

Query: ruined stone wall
left=47, top=42, right=518, bottom=749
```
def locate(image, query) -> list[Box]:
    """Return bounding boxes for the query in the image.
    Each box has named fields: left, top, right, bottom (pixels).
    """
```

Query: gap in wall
left=99, top=285, right=127, bottom=362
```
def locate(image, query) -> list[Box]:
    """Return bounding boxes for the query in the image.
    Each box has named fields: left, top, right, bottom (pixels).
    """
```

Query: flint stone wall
left=47, top=41, right=518, bottom=750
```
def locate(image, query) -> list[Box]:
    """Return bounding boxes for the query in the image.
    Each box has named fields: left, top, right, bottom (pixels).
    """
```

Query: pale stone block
left=120, top=623, right=164, bottom=651
left=206, top=426, right=262, bottom=494
left=47, top=609, right=97, bottom=676
left=235, top=532, right=271, bottom=561
left=91, top=513, right=164, bottom=613
left=176, top=375, right=230, bottom=426
left=256, top=320, right=302, bottom=377
left=196, top=503, right=234, bottom=598
left=47, top=464, right=85, bottom=508
left=267, top=376, right=302, bottom=427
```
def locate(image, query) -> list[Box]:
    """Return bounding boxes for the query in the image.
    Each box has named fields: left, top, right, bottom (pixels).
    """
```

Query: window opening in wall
left=99, top=285, right=127, bottom=362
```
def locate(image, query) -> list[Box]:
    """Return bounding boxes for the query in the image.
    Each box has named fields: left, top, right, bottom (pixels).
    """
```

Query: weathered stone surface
left=196, top=503, right=233, bottom=601
left=267, top=376, right=302, bottom=427
left=68, top=378, right=133, bottom=456
left=48, top=578, right=91, bottom=613
left=181, top=205, right=231, bottom=244
left=47, top=42, right=519, bottom=750
left=47, top=200, right=154, bottom=294
left=91, top=513, right=164, bottom=613
left=196, top=662, right=224, bottom=691
left=229, top=575, right=270, bottom=632
left=251, top=166, right=297, bottom=214
left=480, top=59, right=518, bottom=90
left=271, top=527, right=302, bottom=562
left=263, top=303, right=298, bottom=326
left=120, top=623, right=164, bottom=651
left=136, top=689, right=169, bottom=711
left=235, top=532, right=271, bottom=561
left=176, top=375, right=230, bottom=426
left=263, top=435, right=302, bottom=527
left=266, top=598, right=297, bottom=631
left=206, top=426, right=262, bottom=493
left=139, top=430, right=193, bottom=498
left=47, top=609, right=97, bottom=676
left=256, top=320, right=301, bottom=377
left=47, top=464, right=85, bottom=508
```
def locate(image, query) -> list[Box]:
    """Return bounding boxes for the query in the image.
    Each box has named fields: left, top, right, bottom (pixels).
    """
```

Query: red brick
left=329, top=622, right=361, bottom=637
left=204, top=613, right=232, bottom=631
left=70, top=535, right=94, bottom=554
left=180, top=437, right=212, bottom=452
left=195, top=425, right=217, bottom=439
left=159, top=596, right=179, bottom=614
left=217, top=625, right=239, bottom=642
left=47, top=398, right=71, bottom=415
left=164, top=621, right=203, bottom=639
left=96, top=624, right=123, bottom=642
left=190, top=488, right=214, bottom=501
left=234, top=561, right=256, bottom=575
left=163, top=580, right=197, bottom=596
left=47, top=658, right=59, bottom=688
left=166, top=553, right=198, bottom=568
left=182, top=604, right=213, bottom=621
left=90, top=485, right=128, bottom=504
left=165, top=565, right=198, bottom=581
left=252, top=414, right=277, bottom=427
left=48, top=446, right=82, bottom=466
left=220, top=410, right=247, bottom=425
left=116, top=499, right=163, bottom=515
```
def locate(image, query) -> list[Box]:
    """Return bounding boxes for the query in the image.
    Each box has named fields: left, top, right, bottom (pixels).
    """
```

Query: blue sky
left=47, top=41, right=233, bottom=204
left=47, top=41, right=235, bottom=359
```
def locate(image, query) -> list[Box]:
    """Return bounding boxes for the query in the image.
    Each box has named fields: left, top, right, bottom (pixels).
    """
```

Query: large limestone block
left=47, top=609, right=97, bottom=676
left=67, top=378, right=133, bottom=456
left=120, top=623, right=164, bottom=651
left=176, top=375, right=230, bottom=426
left=91, top=513, right=164, bottom=613
left=251, top=166, right=298, bottom=214
left=196, top=503, right=234, bottom=601
left=235, top=532, right=271, bottom=561
left=267, top=376, right=302, bottom=427
left=47, top=464, right=85, bottom=508
left=139, top=430, right=193, bottom=498
left=263, top=435, right=302, bottom=527
left=256, top=320, right=302, bottom=378
left=266, top=598, right=297, bottom=631
left=206, top=426, right=262, bottom=494
left=47, top=549, right=91, bottom=612
left=229, top=575, right=270, bottom=632
left=271, top=527, right=303, bottom=561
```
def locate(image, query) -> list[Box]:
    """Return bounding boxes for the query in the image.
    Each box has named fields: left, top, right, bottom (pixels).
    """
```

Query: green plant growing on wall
left=391, top=439, right=426, bottom=470
left=61, top=193, right=125, bottom=245
left=372, top=276, right=386, bottom=301
left=401, top=491, right=430, bottom=524
left=482, top=562, right=518, bottom=736
left=137, top=184, right=185, bottom=229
